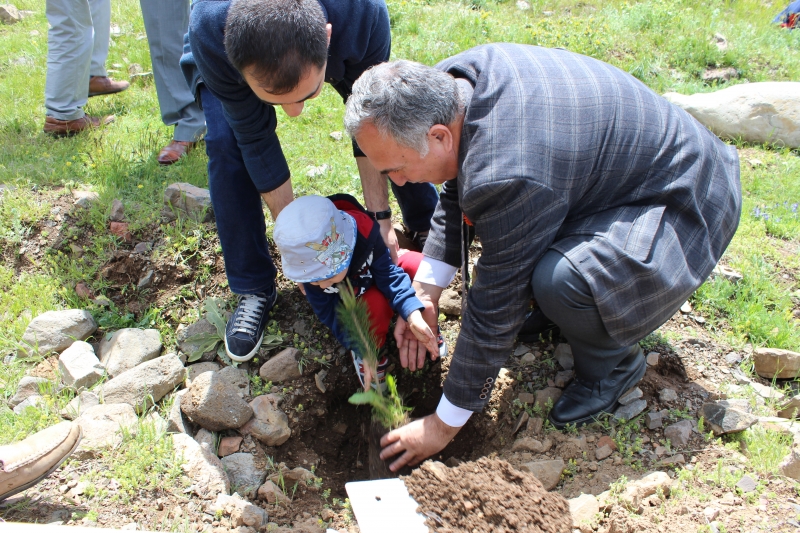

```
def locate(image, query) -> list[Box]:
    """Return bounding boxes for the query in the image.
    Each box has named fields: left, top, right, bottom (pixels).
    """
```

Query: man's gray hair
left=344, top=60, right=463, bottom=157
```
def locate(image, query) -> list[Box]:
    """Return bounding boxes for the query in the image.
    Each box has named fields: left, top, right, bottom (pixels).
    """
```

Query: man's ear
left=428, top=124, right=454, bottom=153
left=326, top=24, right=332, bottom=47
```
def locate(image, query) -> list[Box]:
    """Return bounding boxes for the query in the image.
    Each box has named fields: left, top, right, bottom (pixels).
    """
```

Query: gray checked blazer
left=425, top=44, right=742, bottom=412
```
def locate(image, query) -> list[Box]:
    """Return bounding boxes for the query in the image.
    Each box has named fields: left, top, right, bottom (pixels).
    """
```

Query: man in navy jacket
left=180, top=0, right=439, bottom=362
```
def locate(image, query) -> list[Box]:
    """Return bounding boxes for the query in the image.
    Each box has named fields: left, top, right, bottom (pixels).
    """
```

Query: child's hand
left=406, top=310, right=439, bottom=358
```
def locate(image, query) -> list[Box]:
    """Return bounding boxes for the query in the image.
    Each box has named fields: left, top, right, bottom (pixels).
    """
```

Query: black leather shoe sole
left=548, top=347, right=646, bottom=429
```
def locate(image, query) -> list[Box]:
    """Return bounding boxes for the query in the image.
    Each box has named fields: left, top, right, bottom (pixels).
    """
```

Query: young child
left=274, top=194, right=445, bottom=390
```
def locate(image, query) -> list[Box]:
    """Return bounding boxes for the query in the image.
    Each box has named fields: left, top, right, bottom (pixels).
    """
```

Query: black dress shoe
left=548, top=346, right=646, bottom=429
left=517, top=307, right=559, bottom=343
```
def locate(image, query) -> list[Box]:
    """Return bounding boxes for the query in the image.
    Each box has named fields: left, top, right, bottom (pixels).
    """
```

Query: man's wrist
left=435, top=394, right=473, bottom=427
left=366, top=208, right=392, bottom=220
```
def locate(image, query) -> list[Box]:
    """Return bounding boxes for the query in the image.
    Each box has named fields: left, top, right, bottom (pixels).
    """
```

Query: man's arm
left=260, top=180, right=294, bottom=220
left=356, top=157, right=398, bottom=263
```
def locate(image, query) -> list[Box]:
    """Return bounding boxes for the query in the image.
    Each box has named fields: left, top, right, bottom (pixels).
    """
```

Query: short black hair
left=225, top=0, right=328, bottom=95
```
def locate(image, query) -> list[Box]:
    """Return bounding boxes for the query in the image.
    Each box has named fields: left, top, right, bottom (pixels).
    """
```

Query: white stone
left=61, top=391, right=100, bottom=420
left=569, top=493, right=599, bottom=526
left=9, top=376, right=50, bottom=407
left=98, top=328, right=162, bottom=377
left=173, top=433, right=230, bottom=498
left=663, top=82, right=800, bottom=149
left=58, top=340, right=105, bottom=390
left=18, top=309, right=97, bottom=357
left=74, top=403, right=138, bottom=458
left=101, top=354, right=186, bottom=412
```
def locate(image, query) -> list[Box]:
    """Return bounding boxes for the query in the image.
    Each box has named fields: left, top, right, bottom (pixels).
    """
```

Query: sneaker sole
left=547, top=350, right=647, bottom=429
left=225, top=330, right=264, bottom=363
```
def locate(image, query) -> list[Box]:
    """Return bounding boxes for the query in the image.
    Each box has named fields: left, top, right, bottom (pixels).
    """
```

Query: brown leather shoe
left=157, top=140, right=196, bottom=165
left=0, top=422, right=82, bottom=501
left=88, top=75, right=130, bottom=97
left=43, top=115, right=115, bottom=137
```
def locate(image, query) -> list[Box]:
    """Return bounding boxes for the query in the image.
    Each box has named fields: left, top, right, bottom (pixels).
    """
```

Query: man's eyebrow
left=260, top=80, right=323, bottom=106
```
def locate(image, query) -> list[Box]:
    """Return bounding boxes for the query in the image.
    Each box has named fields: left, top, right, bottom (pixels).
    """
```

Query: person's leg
left=88, top=0, right=110, bottom=77
left=44, top=0, right=93, bottom=121
left=139, top=0, right=205, bottom=143
left=392, top=182, right=439, bottom=235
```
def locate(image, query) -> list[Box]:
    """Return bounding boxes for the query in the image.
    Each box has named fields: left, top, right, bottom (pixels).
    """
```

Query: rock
left=753, top=347, right=800, bottom=379
left=516, top=0, right=530, bottom=10
left=735, top=475, right=757, bottom=493
left=599, top=471, right=672, bottom=510
left=164, top=183, right=214, bottom=222
left=596, top=435, right=617, bottom=451
left=73, top=190, right=99, bottom=208
left=133, top=242, right=152, bottom=254
left=596, top=445, right=613, bottom=460
left=569, top=493, right=599, bottom=526
left=749, top=381, right=785, bottom=401
left=778, top=394, right=800, bottom=419
left=240, top=394, right=291, bottom=446
left=221, top=453, right=266, bottom=496
left=713, top=265, right=743, bottom=283
left=519, top=459, right=564, bottom=491
left=513, top=411, right=529, bottom=434
left=259, top=348, right=302, bottom=383
left=186, top=362, right=221, bottom=387
left=554, top=343, right=574, bottom=370
left=194, top=428, right=216, bottom=451
left=75, top=282, right=93, bottom=299
left=58, top=340, right=105, bottom=390
left=527, top=416, right=544, bottom=435
left=110, top=221, right=133, bottom=242
left=680, top=301, right=692, bottom=314
left=283, top=467, right=315, bottom=484
left=314, top=371, right=327, bottom=393
left=618, top=387, right=643, bottom=406
left=439, top=289, right=461, bottom=316
left=333, top=422, right=347, bottom=435
left=646, top=352, right=660, bottom=366
left=74, top=403, right=138, bottom=458
left=329, top=131, right=343, bottom=141
left=181, top=370, right=253, bottom=431
left=614, top=399, right=647, bottom=421
left=167, top=390, right=190, bottom=434
left=61, top=391, right=100, bottom=420
left=172, top=433, right=229, bottom=498
left=659, top=454, right=686, bottom=466
left=703, top=507, right=720, bottom=521
left=18, top=309, right=97, bottom=357
left=517, top=392, right=534, bottom=404
left=109, top=199, right=125, bottom=221
left=534, top=387, right=562, bottom=410
left=554, top=370, right=573, bottom=388
left=511, top=437, right=552, bottom=454
left=101, top=354, right=185, bottom=412
left=663, top=420, right=693, bottom=447
left=0, top=4, right=21, bottom=24
left=645, top=411, right=663, bottom=429
left=177, top=319, right=219, bottom=363
left=520, top=353, right=536, bottom=365
left=514, top=345, right=530, bottom=356
left=13, top=395, right=43, bottom=414
left=779, top=445, right=800, bottom=480
left=97, top=328, right=162, bottom=378
left=663, top=82, right=800, bottom=149
left=725, top=352, right=742, bottom=365
left=258, top=480, right=290, bottom=504
left=209, top=493, right=268, bottom=529
left=219, top=436, right=243, bottom=457
left=702, top=67, right=738, bottom=84
left=9, top=376, right=50, bottom=408
left=700, top=401, right=757, bottom=435
left=659, top=388, right=678, bottom=403
left=219, top=365, right=250, bottom=397
left=137, top=270, right=154, bottom=290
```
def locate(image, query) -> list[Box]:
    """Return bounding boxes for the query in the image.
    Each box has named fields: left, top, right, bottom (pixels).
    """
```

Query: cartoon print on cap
left=306, top=217, right=352, bottom=276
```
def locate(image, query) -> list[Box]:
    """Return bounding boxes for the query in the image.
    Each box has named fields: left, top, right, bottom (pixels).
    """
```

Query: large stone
left=663, top=82, right=800, bottom=149
left=258, top=480, right=290, bottom=504
left=645, top=411, right=663, bottom=429
left=164, top=183, right=214, bottom=222
left=172, top=433, right=230, bottom=499
left=13, top=395, right=43, bottom=414
left=58, top=340, right=105, bottom=390
left=181, top=370, right=253, bottom=431
left=663, top=420, right=693, bottom=447
left=74, top=403, right=138, bottom=458
left=259, top=348, right=302, bottom=383
left=221, top=453, right=266, bottom=496
left=598, top=471, right=672, bottom=510
left=240, top=394, right=291, bottom=446
left=0, top=4, right=21, bottom=24
left=749, top=381, right=784, bottom=401
left=209, top=493, right=268, bottom=529
left=519, top=459, right=564, bottom=490
left=97, top=328, right=162, bottom=377
left=659, top=388, right=678, bottom=403
left=779, top=444, right=800, bottom=480
left=218, top=365, right=250, bottom=397
left=101, top=354, right=185, bottom=412
left=618, top=387, right=643, bottom=406
left=535, top=387, right=562, bottom=410
left=554, top=343, right=574, bottom=370
left=9, top=376, right=50, bottom=407
left=511, top=437, right=552, bottom=454
left=700, top=401, right=757, bottom=435
left=177, top=319, right=219, bottom=363
left=187, top=362, right=221, bottom=387
left=439, top=289, right=461, bottom=316
left=614, top=399, right=647, bottom=421
left=569, top=493, right=599, bottom=526
left=167, top=389, right=191, bottom=434
left=18, top=310, right=97, bottom=357
left=753, top=347, right=800, bottom=379
left=61, top=391, right=100, bottom=420
left=778, top=394, right=800, bottom=419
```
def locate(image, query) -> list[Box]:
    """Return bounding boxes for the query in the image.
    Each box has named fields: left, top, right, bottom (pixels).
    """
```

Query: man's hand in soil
left=380, top=414, right=461, bottom=471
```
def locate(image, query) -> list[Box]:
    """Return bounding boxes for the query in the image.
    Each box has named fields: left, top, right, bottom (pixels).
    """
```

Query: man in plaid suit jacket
left=344, top=43, right=741, bottom=471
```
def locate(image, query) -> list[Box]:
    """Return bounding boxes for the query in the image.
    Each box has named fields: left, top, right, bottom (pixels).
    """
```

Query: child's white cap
left=274, top=195, right=356, bottom=283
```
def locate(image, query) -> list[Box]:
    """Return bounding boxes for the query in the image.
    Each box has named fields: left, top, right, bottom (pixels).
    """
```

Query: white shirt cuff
left=436, top=394, right=473, bottom=427
left=414, top=256, right=458, bottom=288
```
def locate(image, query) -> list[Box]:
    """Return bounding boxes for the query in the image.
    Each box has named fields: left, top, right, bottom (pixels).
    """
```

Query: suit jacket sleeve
left=442, top=176, right=565, bottom=412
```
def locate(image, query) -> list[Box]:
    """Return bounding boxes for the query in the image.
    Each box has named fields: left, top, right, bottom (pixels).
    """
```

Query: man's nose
left=282, top=102, right=305, bottom=117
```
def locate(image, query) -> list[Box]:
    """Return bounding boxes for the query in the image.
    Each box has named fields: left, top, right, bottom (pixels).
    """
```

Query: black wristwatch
left=366, top=208, right=392, bottom=221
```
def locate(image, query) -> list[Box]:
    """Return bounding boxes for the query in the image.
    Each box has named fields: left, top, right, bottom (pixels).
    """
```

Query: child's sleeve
left=370, top=247, right=425, bottom=321
left=303, top=286, right=351, bottom=351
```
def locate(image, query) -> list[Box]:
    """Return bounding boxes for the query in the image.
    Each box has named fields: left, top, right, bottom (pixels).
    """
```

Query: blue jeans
left=202, top=87, right=439, bottom=295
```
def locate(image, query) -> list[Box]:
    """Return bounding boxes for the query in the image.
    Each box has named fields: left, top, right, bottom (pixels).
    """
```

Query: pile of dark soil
left=403, top=457, right=573, bottom=533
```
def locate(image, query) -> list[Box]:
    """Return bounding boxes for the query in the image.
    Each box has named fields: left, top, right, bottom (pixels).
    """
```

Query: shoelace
left=230, top=294, right=267, bottom=336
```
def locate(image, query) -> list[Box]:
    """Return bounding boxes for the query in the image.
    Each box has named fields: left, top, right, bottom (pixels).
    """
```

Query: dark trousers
left=201, top=87, right=438, bottom=295
left=531, top=250, right=636, bottom=382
